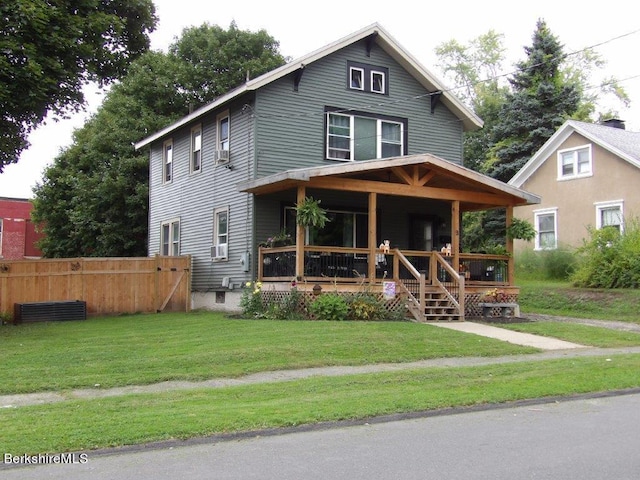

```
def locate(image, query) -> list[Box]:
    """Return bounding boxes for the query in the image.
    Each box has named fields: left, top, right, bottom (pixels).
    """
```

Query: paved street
left=4, top=392, right=640, bottom=479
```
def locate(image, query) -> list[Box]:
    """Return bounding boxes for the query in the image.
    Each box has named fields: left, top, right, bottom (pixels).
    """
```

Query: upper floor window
left=161, top=219, right=180, bottom=256
left=326, top=110, right=406, bottom=161
left=163, top=139, right=173, bottom=184
left=558, top=145, right=592, bottom=180
left=218, top=112, right=229, bottom=151
left=534, top=208, right=558, bottom=250
left=595, top=200, right=624, bottom=232
left=191, top=125, right=202, bottom=174
left=347, top=62, right=388, bottom=95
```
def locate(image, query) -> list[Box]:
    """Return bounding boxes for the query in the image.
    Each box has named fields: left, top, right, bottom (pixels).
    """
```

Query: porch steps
left=406, top=287, right=461, bottom=322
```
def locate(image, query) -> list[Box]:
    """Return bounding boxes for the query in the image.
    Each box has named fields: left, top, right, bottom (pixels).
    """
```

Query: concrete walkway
left=428, top=321, right=585, bottom=350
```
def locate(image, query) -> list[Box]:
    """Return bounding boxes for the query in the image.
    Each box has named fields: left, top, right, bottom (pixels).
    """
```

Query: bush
left=348, top=293, right=385, bottom=321
left=309, top=293, right=349, bottom=321
left=516, top=247, right=577, bottom=281
left=240, top=281, right=264, bottom=318
left=571, top=221, right=640, bottom=288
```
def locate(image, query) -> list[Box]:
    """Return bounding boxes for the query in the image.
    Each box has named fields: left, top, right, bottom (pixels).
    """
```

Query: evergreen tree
left=487, top=19, right=580, bottom=183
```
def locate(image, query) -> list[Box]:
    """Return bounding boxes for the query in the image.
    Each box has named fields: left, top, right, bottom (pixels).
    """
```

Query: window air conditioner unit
left=211, top=243, right=228, bottom=261
left=215, top=149, right=230, bottom=165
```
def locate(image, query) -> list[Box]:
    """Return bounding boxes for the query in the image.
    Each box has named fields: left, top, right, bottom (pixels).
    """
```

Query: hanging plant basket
left=295, top=196, right=329, bottom=229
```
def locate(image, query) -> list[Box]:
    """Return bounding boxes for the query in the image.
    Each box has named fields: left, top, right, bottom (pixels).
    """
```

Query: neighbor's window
left=161, top=219, right=180, bottom=256
left=191, top=125, right=202, bottom=173
left=558, top=145, right=592, bottom=179
left=595, top=201, right=624, bottom=232
left=326, top=111, right=405, bottom=161
left=163, top=139, right=173, bottom=184
left=534, top=208, right=557, bottom=250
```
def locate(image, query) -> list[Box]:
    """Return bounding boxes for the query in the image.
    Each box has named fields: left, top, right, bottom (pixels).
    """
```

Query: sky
left=2, top=0, right=639, bottom=199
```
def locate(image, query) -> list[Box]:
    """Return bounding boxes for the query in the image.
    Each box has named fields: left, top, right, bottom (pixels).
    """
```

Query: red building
left=0, top=197, right=43, bottom=259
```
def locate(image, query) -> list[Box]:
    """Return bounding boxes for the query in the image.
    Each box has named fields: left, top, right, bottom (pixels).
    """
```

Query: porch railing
left=431, top=252, right=464, bottom=316
left=258, top=246, right=511, bottom=286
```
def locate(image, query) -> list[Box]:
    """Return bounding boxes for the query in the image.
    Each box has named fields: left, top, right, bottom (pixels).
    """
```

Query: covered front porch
left=239, top=154, right=540, bottom=321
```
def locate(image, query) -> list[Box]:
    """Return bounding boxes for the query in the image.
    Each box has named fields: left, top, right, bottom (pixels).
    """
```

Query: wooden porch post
left=451, top=200, right=460, bottom=272
left=368, top=192, right=377, bottom=283
left=296, top=186, right=306, bottom=279
left=506, top=206, right=515, bottom=284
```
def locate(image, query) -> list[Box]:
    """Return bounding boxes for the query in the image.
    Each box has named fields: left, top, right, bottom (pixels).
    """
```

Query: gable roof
left=509, top=119, right=640, bottom=188
left=238, top=153, right=540, bottom=211
left=134, top=23, right=482, bottom=150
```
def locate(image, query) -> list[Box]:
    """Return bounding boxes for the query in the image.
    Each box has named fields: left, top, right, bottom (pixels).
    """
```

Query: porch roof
left=237, top=154, right=540, bottom=211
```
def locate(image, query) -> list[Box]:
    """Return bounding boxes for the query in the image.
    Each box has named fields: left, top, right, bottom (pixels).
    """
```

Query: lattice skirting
left=260, top=289, right=519, bottom=320
left=261, top=289, right=409, bottom=320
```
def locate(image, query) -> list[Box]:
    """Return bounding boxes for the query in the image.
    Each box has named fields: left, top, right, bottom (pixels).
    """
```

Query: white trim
left=212, top=207, right=229, bottom=262
left=370, top=70, right=386, bottom=94
left=162, top=139, right=173, bottom=184
left=349, top=66, right=364, bottom=91
left=556, top=144, right=592, bottom=181
left=160, top=218, right=180, bottom=256
left=595, top=200, right=624, bottom=231
left=533, top=207, right=558, bottom=250
left=190, top=124, right=202, bottom=174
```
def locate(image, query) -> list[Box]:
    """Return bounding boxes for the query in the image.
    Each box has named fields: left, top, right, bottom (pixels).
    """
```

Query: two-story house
left=509, top=119, right=640, bottom=253
left=135, top=23, right=539, bottom=320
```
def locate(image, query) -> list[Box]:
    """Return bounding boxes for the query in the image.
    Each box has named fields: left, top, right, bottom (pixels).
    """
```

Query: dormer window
left=558, top=145, right=592, bottom=180
left=347, top=62, right=388, bottom=95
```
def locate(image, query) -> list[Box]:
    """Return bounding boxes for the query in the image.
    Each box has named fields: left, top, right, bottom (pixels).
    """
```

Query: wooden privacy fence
left=0, top=256, right=191, bottom=318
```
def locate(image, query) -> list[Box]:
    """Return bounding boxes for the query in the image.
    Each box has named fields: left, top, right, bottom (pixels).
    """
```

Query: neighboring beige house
left=508, top=119, right=640, bottom=253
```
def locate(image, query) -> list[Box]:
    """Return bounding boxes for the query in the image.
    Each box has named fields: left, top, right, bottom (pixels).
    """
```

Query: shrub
left=516, top=246, right=576, bottom=281
left=571, top=221, right=640, bottom=288
left=240, top=281, right=264, bottom=318
left=348, top=293, right=385, bottom=321
left=309, top=293, right=348, bottom=321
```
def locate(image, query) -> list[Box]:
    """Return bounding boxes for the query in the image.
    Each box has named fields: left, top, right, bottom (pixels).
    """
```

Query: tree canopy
left=32, top=23, right=286, bottom=257
left=0, top=0, right=158, bottom=171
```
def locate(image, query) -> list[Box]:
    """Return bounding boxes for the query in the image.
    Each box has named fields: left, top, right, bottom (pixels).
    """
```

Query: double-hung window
left=212, top=207, right=229, bottom=261
left=595, top=200, right=624, bottom=232
left=163, top=139, right=173, bottom=184
left=191, top=125, right=202, bottom=173
left=161, top=219, right=180, bottom=256
left=534, top=208, right=558, bottom=250
left=218, top=113, right=229, bottom=151
left=558, top=145, right=592, bottom=180
left=326, top=110, right=405, bottom=161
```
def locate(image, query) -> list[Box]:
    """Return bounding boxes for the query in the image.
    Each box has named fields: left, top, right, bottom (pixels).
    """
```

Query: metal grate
left=14, top=301, right=87, bottom=323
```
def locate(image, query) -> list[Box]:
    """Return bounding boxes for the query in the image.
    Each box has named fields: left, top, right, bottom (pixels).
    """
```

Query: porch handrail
left=393, top=249, right=425, bottom=321
left=431, top=252, right=465, bottom=317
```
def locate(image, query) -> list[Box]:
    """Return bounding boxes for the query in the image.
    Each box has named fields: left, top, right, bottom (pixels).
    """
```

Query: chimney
left=602, top=118, right=626, bottom=130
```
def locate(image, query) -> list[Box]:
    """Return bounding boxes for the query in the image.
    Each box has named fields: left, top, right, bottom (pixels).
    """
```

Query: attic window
left=557, top=145, right=592, bottom=180
left=347, top=62, right=388, bottom=95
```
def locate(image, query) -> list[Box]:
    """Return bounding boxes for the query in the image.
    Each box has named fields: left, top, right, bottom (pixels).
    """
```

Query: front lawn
left=0, top=311, right=536, bottom=395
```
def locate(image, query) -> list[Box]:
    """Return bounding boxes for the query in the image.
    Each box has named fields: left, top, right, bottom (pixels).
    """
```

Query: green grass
left=517, top=278, right=640, bottom=323
left=0, top=311, right=536, bottom=395
left=2, top=354, right=639, bottom=455
left=497, top=322, right=640, bottom=347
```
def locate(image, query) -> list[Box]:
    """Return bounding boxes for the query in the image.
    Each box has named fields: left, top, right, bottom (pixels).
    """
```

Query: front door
left=409, top=216, right=434, bottom=251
